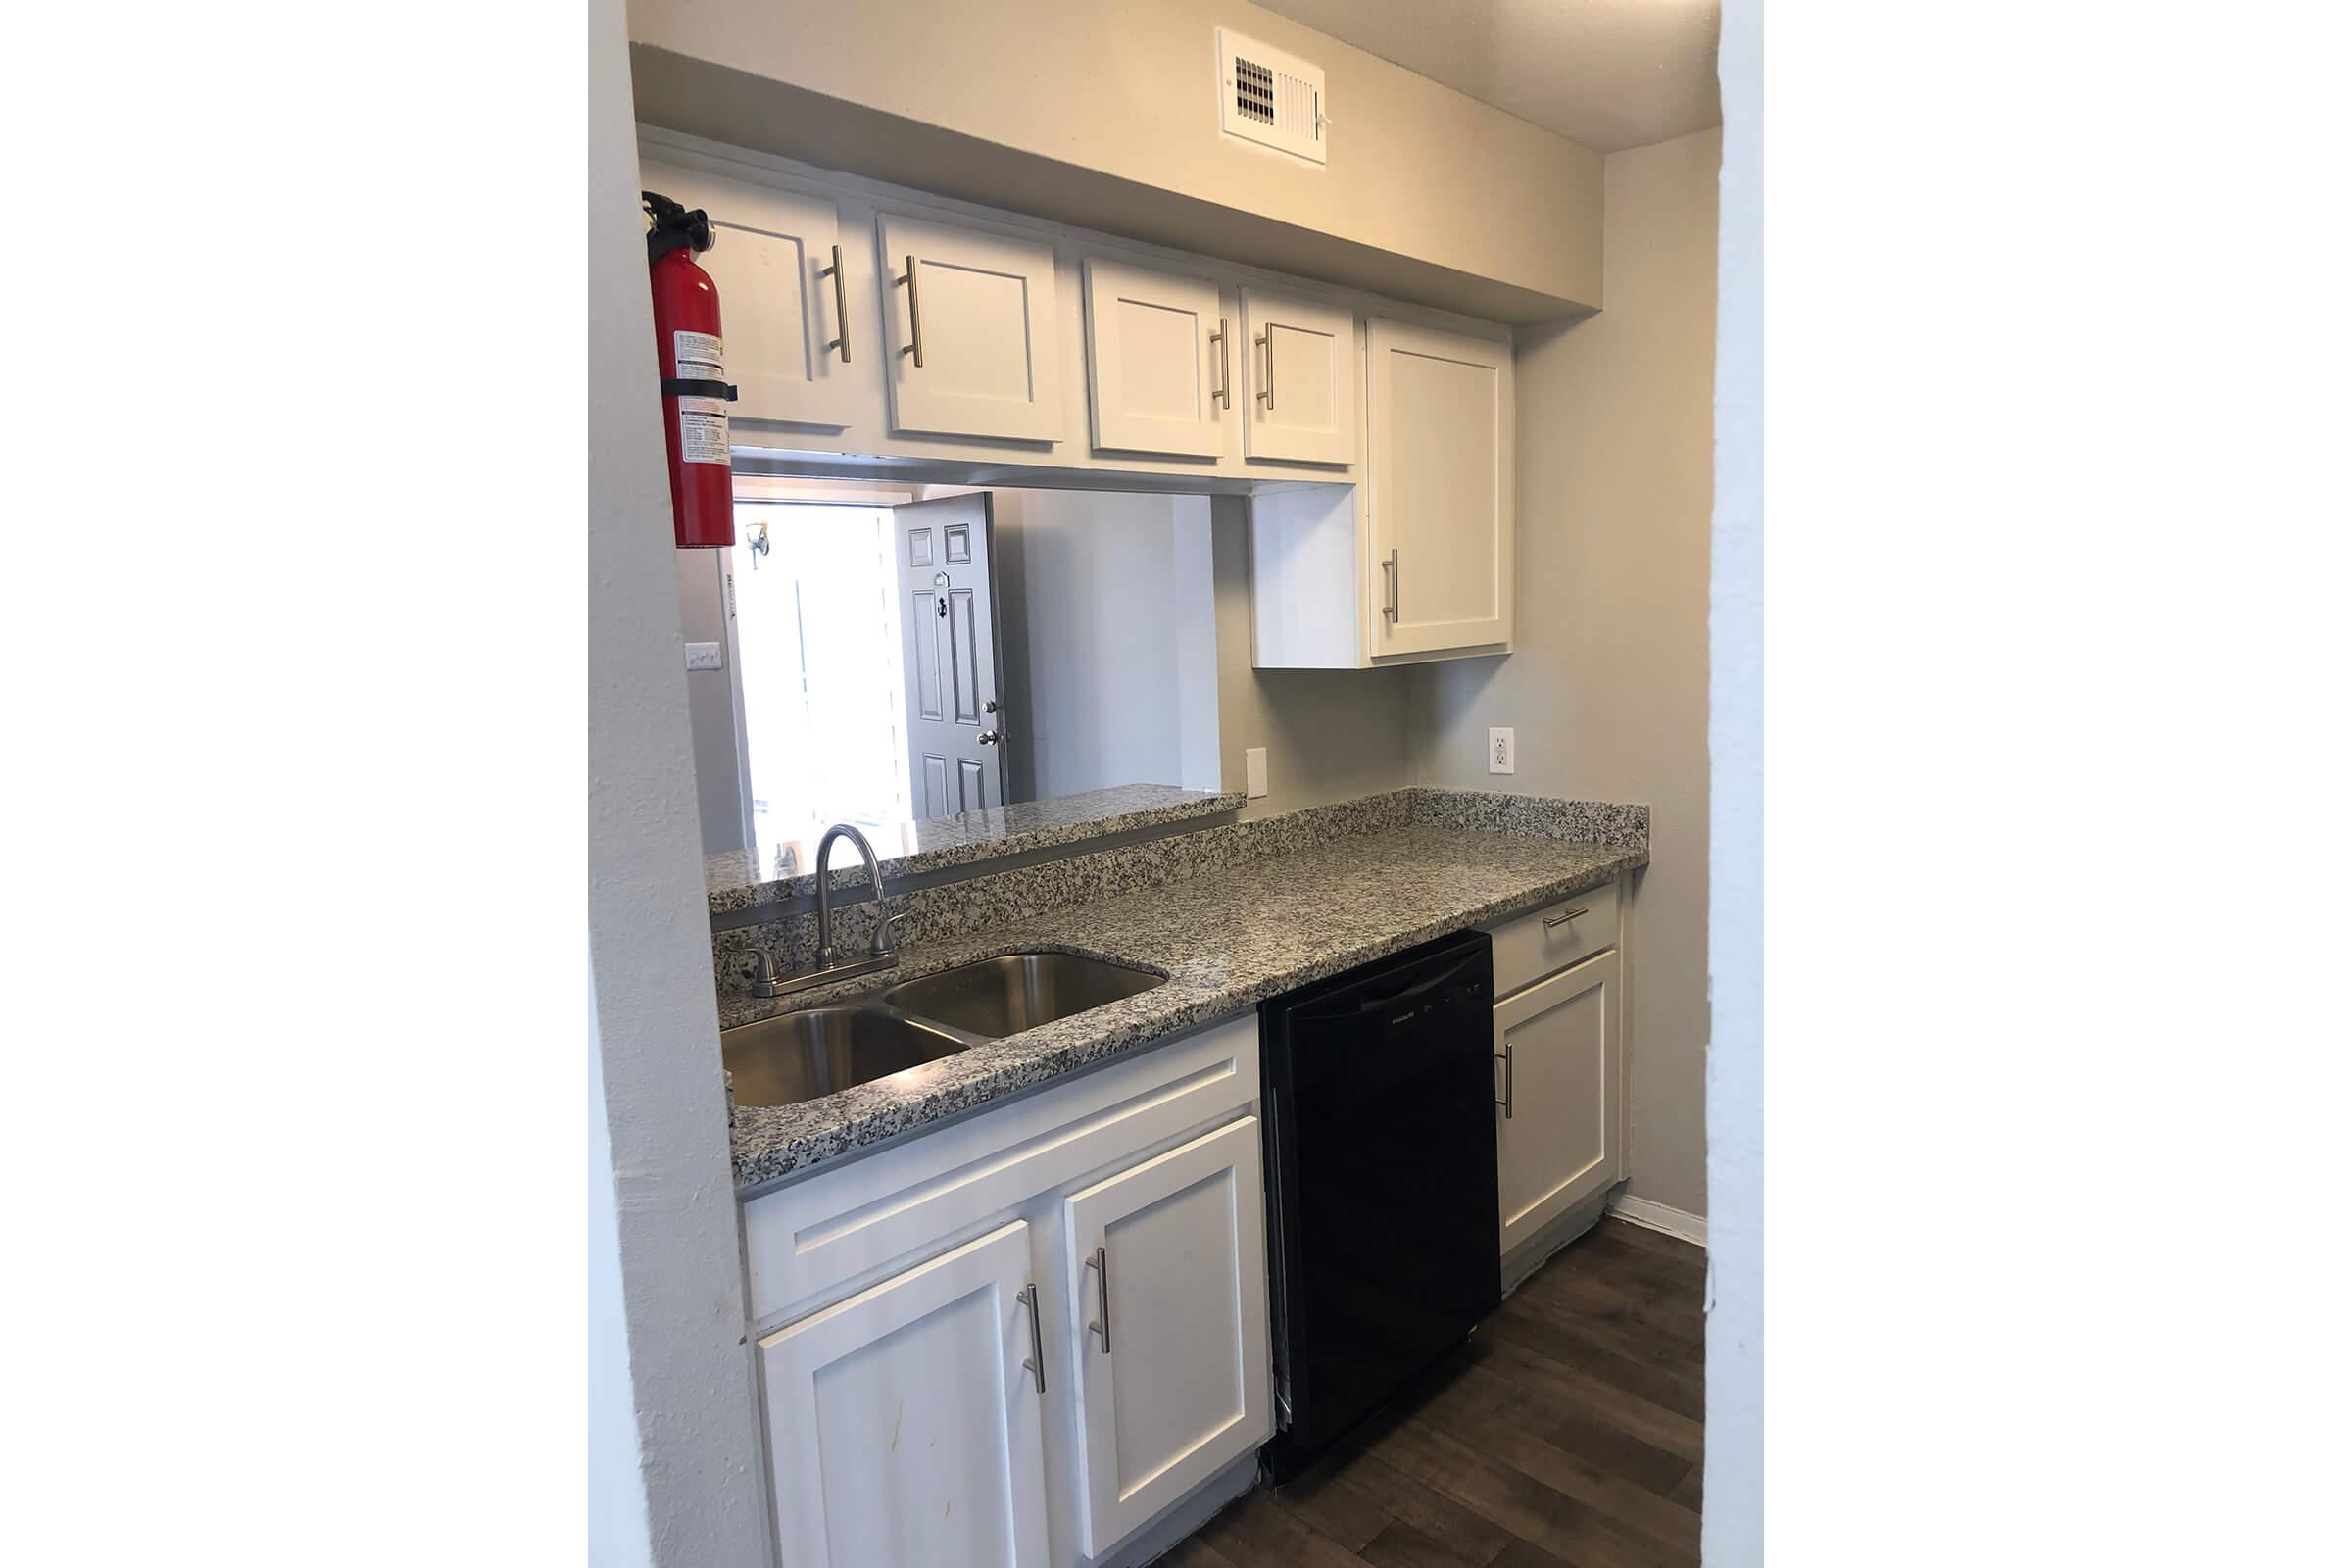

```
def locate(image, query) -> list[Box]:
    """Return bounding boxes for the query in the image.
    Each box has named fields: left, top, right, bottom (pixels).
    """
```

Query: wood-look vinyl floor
left=1164, top=1217, right=1706, bottom=1568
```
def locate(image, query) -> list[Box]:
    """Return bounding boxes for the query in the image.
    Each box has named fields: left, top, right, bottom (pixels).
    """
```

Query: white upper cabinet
left=879, top=213, right=1064, bottom=443
left=643, top=164, right=858, bottom=431
left=1240, top=288, right=1357, bottom=465
left=1062, top=1117, right=1272, bottom=1557
left=758, top=1219, right=1053, bottom=1568
left=1367, top=318, right=1514, bottom=655
left=1081, top=258, right=1231, bottom=459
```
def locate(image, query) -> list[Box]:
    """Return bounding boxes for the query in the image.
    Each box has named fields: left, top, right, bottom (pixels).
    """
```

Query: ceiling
left=1258, top=0, right=1722, bottom=155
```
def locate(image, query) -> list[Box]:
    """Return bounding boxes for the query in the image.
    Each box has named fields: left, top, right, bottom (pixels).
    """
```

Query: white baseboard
left=1606, top=1192, right=1708, bottom=1248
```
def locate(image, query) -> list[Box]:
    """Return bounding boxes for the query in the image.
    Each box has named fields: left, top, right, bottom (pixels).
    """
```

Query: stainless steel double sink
left=721, top=952, right=1165, bottom=1109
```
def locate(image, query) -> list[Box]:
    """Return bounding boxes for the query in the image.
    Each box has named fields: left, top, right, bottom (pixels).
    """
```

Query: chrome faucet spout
left=815, top=823, right=897, bottom=966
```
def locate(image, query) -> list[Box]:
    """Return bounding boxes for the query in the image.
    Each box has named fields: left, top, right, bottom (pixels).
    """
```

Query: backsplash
left=710, top=787, right=1647, bottom=995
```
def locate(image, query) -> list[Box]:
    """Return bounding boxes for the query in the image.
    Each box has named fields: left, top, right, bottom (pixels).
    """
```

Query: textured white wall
left=588, top=0, right=769, bottom=1559
left=1408, top=127, right=1721, bottom=1221
left=991, top=490, right=1219, bottom=800
left=1703, top=0, right=1763, bottom=1556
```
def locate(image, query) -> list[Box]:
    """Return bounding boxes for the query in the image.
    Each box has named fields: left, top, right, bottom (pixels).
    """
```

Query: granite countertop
left=705, top=783, right=1244, bottom=915
left=726, top=820, right=1645, bottom=1195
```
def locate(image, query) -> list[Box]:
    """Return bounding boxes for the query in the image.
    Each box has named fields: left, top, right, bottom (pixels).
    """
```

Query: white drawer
left=741, top=1013, right=1258, bottom=1328
left=1489, top=877, right=1622, bottom=998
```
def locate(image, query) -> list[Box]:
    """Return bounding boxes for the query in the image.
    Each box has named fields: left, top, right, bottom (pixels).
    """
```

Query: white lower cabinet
left=758, top=1220, right=1054, bottom=1568
left=744, top=1015, right=1268, bottom=1568
left=1494, top=948, right=1624, bottom=1252
left=1062, top=1116, right=1271, bottom=1556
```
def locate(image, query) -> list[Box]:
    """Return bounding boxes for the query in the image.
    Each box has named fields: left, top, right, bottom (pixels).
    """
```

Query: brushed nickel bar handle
left=899, top=254, right=924, bottom=368
left=1085, top=1246, right=1111, bottom=1353
left=1209, top=318, right=1230, bottom=409
left=1496, top=1044, right=1514, bottom=1118
left=1254, top=329, right=1274, bottom=408
left=1544, top=906, right=1590, bottom=931
left=1019, top=1282, right=1045, bottom=1393
left=822, top=244, right=851, bottom=362
left=1383, top=549, right=1399, bottom=622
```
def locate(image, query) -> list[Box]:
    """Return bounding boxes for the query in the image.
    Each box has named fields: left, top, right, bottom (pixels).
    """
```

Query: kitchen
left=612, top=2, right=1715, bottom=1564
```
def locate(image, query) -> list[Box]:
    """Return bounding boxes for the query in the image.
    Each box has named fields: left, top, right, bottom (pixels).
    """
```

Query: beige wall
left=1408, top=128, right=1722, bottom=1218
left=1212, top=497, right=1411, bottom=816
left=626, top=0, right=1601, bottom=320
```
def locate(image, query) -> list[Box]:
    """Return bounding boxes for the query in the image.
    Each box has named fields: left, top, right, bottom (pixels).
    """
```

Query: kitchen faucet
left=744, top=822, right=900, bottom=1000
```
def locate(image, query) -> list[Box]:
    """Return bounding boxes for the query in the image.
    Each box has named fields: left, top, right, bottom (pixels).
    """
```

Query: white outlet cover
left=684, top=641, right=723, bottom=671
left=1488, top=727, right=1516, bottom=775
left=1244, top=747, right=1269, bottom=798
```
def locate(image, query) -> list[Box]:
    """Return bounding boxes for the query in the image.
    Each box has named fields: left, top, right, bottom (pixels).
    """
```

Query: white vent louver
left=1217, top=28, right=1326, bottom=166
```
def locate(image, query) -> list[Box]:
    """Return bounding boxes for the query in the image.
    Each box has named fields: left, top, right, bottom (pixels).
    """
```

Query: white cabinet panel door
left=1240, top=288, right=1356, bottom=465
left=1062, top=1116, right=1272, bottom=1556
left=1494, top=951, right=1623, bottom=1253
left=879, top=213, right=1064, bottom=443
left=646, top=165, right=858, bottom=430
left=1368, top=318, right=1514, bottom=656
left=759, top=1221, right=1052, bottom=1568
left=1082, top=258, right=1230, bottom=458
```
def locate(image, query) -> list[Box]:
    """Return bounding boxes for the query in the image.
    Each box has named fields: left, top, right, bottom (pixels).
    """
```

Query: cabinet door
left=1081, top=258, right=1230, bottom=458
left=1062, top=1116, right=1272, bottom=1556
left=1494, top=951, right=1623, bottom=1253
left=1368, top=318, right=1514, bottom=656
left=651, top=169, right=858, bottom=429
left=878, top=213, right=1064, bottom=442
left=1240, top=288, right=1356, bottom=465
left=759, top=1221, right=1052, bottom=1568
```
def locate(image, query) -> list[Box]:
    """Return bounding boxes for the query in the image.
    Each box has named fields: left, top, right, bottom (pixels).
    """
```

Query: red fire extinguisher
left=645, top=191, right=736, bottom=549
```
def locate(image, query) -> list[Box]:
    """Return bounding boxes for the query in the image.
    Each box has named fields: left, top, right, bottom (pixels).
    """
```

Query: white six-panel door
left=1367, top=318, right=1514, bottom=656
left=1239, top=287, right=1356, bottom=465
left=1060, top=1117, right=1272, bottom=1556
left=1080, top=257, right=1232, bottom=458
left=644, top=163, right=858, bottom=431
left=879, top=213, right=1064, bottom=442
left=758, top=1221, right=1052, bottom=1568
left=1494, top=951, right=1624, bottom=1252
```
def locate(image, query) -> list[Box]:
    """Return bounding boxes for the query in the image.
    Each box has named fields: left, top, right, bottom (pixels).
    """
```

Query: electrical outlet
left=684, top=641, right=723, bottom=671
left=1244, top=747, right=1269, bottom=798
left=1488, top=727, right=1516, bottom=775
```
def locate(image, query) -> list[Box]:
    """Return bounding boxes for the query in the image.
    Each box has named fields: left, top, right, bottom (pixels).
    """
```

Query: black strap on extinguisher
left=661, top=378, right=738, bottom=401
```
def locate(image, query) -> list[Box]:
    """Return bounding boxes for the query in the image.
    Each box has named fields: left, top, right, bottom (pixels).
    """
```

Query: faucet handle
left=868, top=904, right=899, bottom=959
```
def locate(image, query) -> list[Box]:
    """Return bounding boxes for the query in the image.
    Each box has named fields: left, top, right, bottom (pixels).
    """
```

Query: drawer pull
left=1085, top=1246, right=1111, bottom=1353
left=1543, top=906, right=1590, bottom=932
left=1019, top=1282, right=1046, bottom=1394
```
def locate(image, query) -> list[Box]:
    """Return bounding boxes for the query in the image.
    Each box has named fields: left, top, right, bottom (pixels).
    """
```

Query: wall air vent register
left=1216, top=28, right=1328, bottom=166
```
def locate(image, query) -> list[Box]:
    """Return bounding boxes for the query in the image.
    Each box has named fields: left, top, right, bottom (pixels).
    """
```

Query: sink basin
left=721, top=1006, right=975, bottom=1107
left=884, top=952, right=1166, bottom=1040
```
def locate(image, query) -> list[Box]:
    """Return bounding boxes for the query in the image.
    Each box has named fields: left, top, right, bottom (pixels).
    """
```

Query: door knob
left=978, top=730, right=1003, bottom=745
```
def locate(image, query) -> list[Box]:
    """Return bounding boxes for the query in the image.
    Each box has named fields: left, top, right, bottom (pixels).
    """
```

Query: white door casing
left=1494, top=950, right=1624, bottom=1252
left=1367, top=318, right=1514, bottom=656
left=757, top=1220, right=1053, bottom=1568
left=896, top=493, right=1007, bottom=818
left=1239, top=287, right=1356, bottom=465
left=1081, top=257, right=1230, bottom=459
left=1060, top=1116, right=1273, bottom=1556
left=880, top=213, right=1064, bottom=442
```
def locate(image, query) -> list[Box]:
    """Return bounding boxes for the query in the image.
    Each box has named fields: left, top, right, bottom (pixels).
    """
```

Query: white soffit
left=1258, top=0, right=1722, bottom=155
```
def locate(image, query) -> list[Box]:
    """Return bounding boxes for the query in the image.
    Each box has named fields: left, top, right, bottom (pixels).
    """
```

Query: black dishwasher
left=1258, top=928, right=1499, bottom=1481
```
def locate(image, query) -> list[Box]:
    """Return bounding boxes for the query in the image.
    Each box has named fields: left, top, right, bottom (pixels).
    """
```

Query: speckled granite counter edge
left=727, top=805, right=1646, bottom=1193
left=705, top=785, right=1246, bottom=914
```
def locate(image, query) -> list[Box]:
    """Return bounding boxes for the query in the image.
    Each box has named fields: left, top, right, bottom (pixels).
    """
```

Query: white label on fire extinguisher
left=672, top=329, right=728, bottom=465
left=672, top=329, right=724, bottom=382
left=678, top=398, right=730, bottom=466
